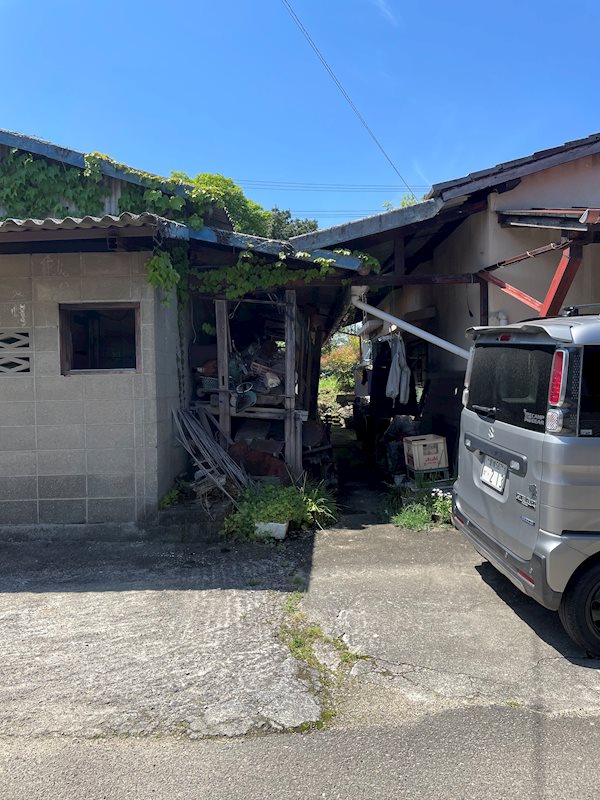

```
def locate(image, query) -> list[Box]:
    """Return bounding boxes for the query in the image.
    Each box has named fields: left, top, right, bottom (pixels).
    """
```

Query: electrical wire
left=279, top=0, right=417, bottom=202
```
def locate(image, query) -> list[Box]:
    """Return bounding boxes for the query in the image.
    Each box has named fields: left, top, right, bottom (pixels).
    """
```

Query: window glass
left=467, top=344, right=554, bottom=431
left=579, top=346, right=600, bottom=436
left=61, top=306, right=137, bottom=372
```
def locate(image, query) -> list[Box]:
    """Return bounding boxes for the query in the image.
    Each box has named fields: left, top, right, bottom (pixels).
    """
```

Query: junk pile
left=174, top=408, right=251, bottom=510
left=190, top=339, right=285, bottom=412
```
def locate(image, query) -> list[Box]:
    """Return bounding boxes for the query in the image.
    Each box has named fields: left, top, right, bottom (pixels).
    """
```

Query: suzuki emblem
left=488, top=427, right=494, bottom=440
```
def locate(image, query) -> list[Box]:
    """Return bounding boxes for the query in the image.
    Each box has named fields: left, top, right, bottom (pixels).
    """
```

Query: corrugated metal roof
left=0, top=212, right=167, bottom=233
left=429, top=132, right=600, bottom=200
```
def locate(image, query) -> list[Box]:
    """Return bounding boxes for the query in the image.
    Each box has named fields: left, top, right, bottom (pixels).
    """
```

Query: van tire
left=559, top=564, right=600, bottom=657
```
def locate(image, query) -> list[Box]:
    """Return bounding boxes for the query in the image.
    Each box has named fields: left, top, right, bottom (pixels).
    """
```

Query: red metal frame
left=477, top=243, right=584, bottom=317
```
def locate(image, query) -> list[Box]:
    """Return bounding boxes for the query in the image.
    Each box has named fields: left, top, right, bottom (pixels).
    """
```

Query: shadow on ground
left=0, top=531, right=315, bottom=594
left=476, top=561, right=600, bottom=667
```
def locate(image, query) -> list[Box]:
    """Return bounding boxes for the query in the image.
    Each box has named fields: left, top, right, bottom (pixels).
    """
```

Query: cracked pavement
left=3, top=511, right=600, bottom=798
left=304, top=517, right=600, bottom=719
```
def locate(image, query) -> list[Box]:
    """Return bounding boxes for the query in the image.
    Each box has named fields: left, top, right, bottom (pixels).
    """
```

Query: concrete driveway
left=305, top=512, right=600, bottom=719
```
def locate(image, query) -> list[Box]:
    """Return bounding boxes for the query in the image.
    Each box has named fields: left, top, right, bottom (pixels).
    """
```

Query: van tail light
left=548, top=350, right=568, bottom=406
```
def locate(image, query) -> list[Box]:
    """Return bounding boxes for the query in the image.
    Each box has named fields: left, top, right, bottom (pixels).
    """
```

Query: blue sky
left=1, top=0, right=599, bottom=227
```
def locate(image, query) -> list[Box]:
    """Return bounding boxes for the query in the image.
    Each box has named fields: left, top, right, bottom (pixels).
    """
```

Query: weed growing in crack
left=279, top=592, right=367, bottom=732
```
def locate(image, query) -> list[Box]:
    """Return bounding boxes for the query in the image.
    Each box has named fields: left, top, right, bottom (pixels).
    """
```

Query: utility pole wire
left=279, top=0, right=417, bottom=202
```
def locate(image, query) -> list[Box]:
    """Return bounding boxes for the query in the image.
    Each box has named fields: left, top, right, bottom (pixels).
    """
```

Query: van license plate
left=481, top=456, right=507, bottom=493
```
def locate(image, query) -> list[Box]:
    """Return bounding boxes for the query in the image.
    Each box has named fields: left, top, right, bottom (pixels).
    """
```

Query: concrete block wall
left=0, top=251, right=186, bottom=527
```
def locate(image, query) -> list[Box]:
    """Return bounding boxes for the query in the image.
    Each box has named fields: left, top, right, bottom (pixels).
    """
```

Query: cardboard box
left=403, top=434, right=448, bottom=471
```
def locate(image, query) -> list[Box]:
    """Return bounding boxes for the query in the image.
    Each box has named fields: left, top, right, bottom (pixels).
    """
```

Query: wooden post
left=284, top=290, right=302, bottom=479
left=478, top=276, right=489, bottom=325
left=215, top=299, right=231, bottom=445
left=394, top=235, right=405, bottom=276
left=308, top=326, right=323, bottom=418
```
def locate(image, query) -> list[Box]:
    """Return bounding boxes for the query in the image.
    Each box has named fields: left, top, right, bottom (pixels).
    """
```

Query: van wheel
left=559, top=564, right=600, bottom=657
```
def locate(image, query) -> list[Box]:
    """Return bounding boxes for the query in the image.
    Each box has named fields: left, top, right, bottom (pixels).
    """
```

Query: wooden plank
left=214, top=299, right=231, bottom=445
left=540, top=244, right=583, bottom=317
left=477, top=271, right=542, bottom=312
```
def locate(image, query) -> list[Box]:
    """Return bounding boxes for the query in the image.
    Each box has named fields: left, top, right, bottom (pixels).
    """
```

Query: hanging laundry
left=386, top=335, right=411, bottom=404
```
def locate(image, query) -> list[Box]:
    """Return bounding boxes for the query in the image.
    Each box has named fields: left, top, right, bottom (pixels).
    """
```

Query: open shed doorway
left=317, top=309, right=463, bottom=509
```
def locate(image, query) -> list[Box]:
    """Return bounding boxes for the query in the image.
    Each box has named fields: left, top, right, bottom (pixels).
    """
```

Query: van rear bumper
left=452, top=497, right=562, bottom=611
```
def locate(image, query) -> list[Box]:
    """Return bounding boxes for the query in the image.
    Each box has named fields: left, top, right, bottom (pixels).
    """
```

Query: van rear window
left=579, top=346, right=600, bottom=436
left=467, top=344, right=554, bottom=431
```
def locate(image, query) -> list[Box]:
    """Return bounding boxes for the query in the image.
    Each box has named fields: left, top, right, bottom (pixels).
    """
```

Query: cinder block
left=87, top=498, right=136, bottom=523
left=0, top=303, right=32, bottom=328
left=34, top=278, right=82, bottom=303
left=32, top=253, right=81, bottom=278
left=0, top=476, right=37, bottom=501
left=38, top=475, right=86, bottom=499
left=34, top=351, right=61, bottom=377
left=39, top=499, right=87, bottom=524
left=0, top=402, right=35, bottom=426
left=80, top=276, right=131, bottom=301
left=0, top=278, right=32, bottom=302
left=82, top=253, right=132, bottom=277
left=0, top=500, right=37, bottom=524
left=0, top=254, right=31, bottom=277
left=83, top=399, right=133, bottom=424
left=37, top=449, right=86, bottom=476
left=0, top=377, right=34, bottom=402
left=37, top=424, right=85, bottom=451
left=36, top=401, right=84, bottom=426
left=135, top=446, right=158, bottom=475
left=83, top=373, right=134, bottom=400
left=88, top=473, right=135, bottom=498
left=32, top=326, right=59, bottom=351
left=86, top=448, right=134, bottom=474
left=35, top=375, right=83, bottom=401
left=33, top=303, right=59, bottom=327
left=85, top=423, right=134, bottom=450
left=0, top=426, right=36, bottom=450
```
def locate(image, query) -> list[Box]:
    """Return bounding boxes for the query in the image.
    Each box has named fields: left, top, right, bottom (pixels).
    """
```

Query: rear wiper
left=472, top=404, right=497, bottom=418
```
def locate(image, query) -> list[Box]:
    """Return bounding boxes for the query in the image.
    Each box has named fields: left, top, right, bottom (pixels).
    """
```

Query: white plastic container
left=254, top=522, right=289, bottom=540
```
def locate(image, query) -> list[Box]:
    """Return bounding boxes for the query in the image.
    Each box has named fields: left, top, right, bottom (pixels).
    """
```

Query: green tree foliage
left=268, top=207, right=318, bottom=239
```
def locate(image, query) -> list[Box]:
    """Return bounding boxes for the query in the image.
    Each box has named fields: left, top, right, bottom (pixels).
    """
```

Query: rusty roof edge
left=428, top=132, right=600, bottom=201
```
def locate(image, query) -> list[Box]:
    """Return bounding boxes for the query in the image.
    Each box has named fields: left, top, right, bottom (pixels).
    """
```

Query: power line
left=279, top=0, right=417, bottom=201
left=234, top=180, right=430, bottom=194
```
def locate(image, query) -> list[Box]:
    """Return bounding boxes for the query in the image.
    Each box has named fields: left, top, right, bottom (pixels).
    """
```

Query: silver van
left=453, top=309, right=600, bottom=655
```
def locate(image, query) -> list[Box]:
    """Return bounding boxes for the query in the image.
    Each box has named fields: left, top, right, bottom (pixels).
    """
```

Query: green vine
left=191, top=250, right=339, bottom=300
left=0, top=149, right=108, bottom=219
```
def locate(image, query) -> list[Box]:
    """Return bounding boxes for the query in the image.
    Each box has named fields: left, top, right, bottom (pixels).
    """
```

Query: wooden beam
left=477, top=271, right=542, bottom=312
left=296, top=272, right=476, bottom=289
left=540, top=244, right=583, bottom=317
left=214, top=300, right=231, bottom=445
left=189, top=227, right=362, bottom=271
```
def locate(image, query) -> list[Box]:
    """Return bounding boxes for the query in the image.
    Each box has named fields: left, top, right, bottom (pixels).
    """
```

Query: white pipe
left=352, top=298, right=470, bottom=361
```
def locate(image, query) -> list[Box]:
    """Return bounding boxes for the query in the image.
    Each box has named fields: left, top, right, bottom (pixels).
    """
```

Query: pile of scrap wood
left=173, top=409, right=251, bottom=510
